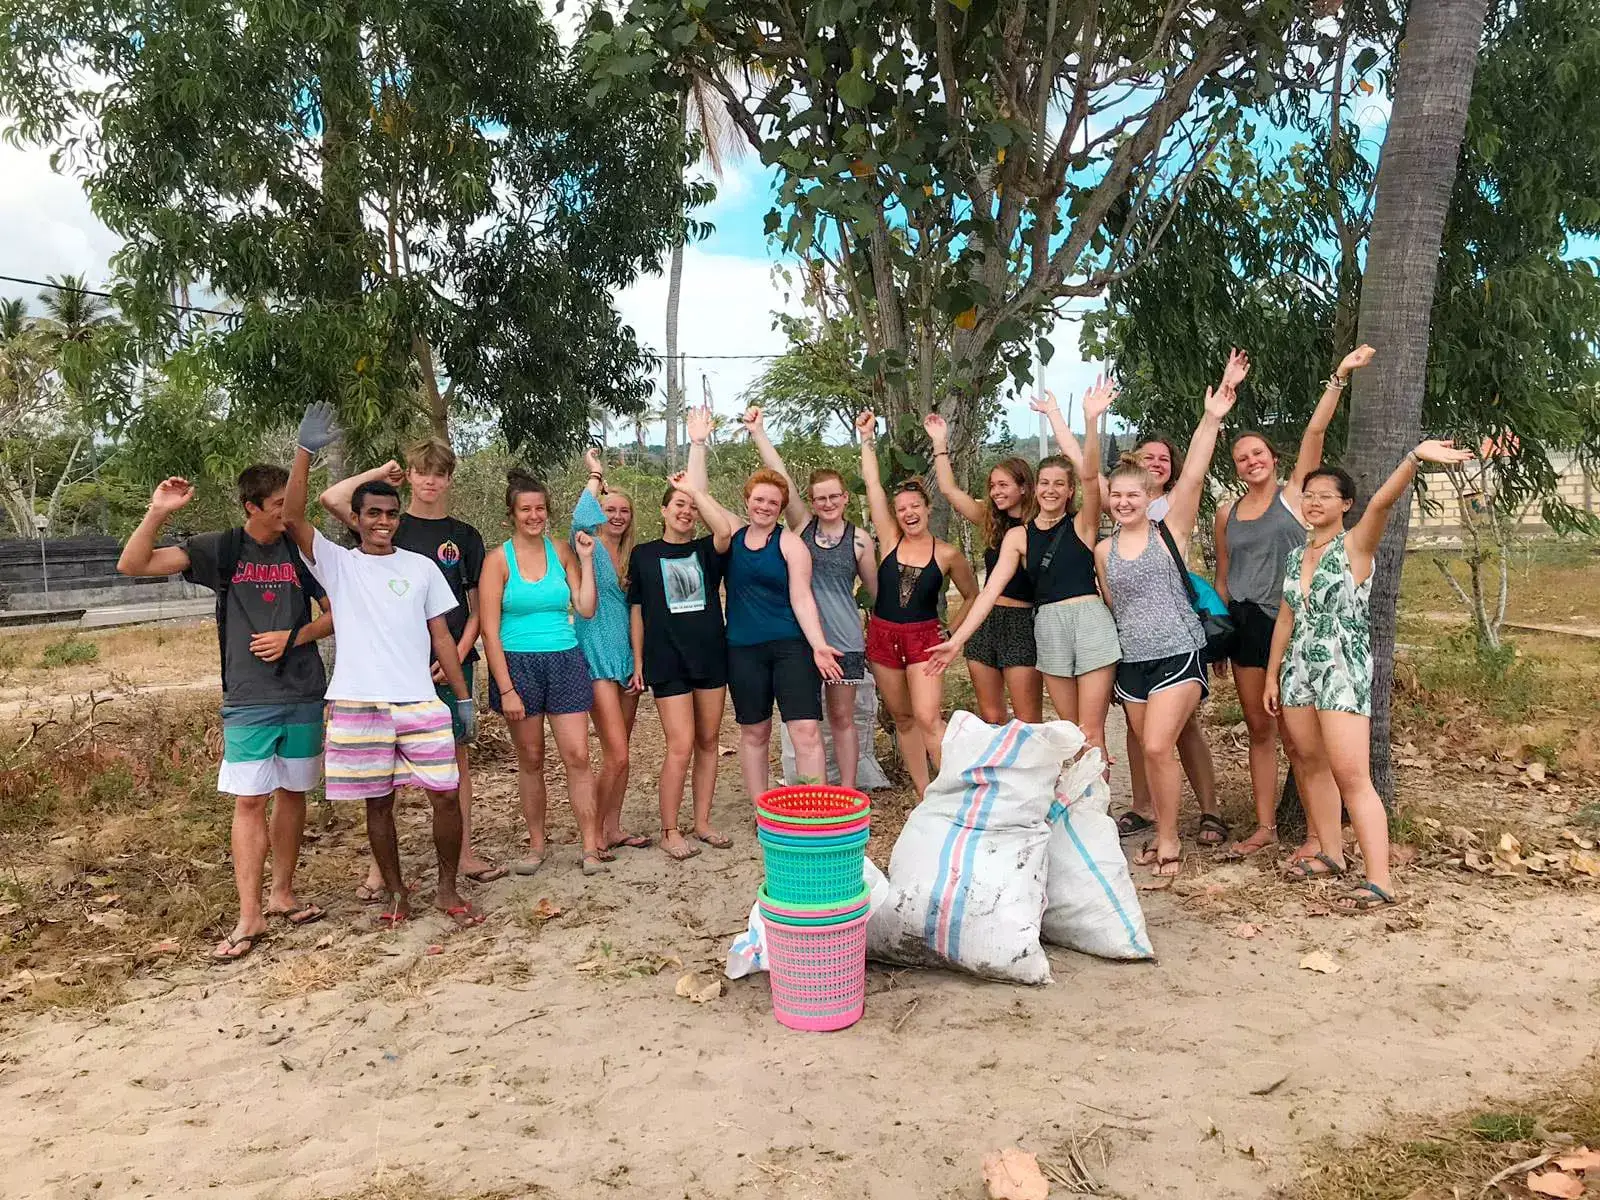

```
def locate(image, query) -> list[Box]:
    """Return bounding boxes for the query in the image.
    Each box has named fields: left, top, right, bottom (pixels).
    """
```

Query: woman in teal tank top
left=570, top=448, right=650, bottom=856
left=480, top=470, right=608, bottom=877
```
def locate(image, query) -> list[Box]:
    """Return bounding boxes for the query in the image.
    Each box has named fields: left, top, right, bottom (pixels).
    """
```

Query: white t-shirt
left=306, top=529, right=459, bottom=702
left=1148, top=494, right=1171, bottom=522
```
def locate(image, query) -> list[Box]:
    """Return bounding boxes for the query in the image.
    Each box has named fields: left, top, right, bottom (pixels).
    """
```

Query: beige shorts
left=1034, top=598, right=1121, bottom=678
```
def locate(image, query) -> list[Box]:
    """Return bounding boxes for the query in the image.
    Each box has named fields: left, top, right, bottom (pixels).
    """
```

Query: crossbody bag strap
left=1036, top=518, right=1072, bottom=573
left=1153, top=520, right=1201, bottom=606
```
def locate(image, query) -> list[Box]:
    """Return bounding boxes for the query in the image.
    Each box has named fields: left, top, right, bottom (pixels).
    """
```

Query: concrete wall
left=0, top=536, right=201, bottom=609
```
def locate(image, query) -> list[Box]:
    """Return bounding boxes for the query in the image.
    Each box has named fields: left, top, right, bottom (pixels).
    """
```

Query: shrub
left=40, top=637, right=99, bottom=668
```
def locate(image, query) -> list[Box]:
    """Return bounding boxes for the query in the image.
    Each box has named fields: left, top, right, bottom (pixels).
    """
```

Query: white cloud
left=0, top=140, right=123, bottom=304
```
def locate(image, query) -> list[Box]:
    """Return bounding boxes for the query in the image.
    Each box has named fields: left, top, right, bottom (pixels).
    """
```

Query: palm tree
left=1343, top=0, right=1493, bottom=799
left=663, top=73, right=748, bottom=472
left=34, top=274, right=121, bottom=533
left=0, top=298, right=26, bottom=342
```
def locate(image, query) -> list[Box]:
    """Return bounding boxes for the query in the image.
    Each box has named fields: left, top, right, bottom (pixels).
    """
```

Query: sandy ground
left=2, top=699, right=1599, bottom=1200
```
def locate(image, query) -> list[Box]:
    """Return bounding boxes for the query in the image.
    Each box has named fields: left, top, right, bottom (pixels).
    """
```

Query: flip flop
left=606, top=834, right=654, bottom=851
left=510, top=858, right=545, bottom=877
left=1196, top=813, right=1230, bottom=846
left=581, top=855, right=609, bottom=877
left=374, top=910, right=409, bottom=928
left=355, top=883, right=385, bottom=905
left=662, top=839, right=702, bottom=862
left=1136, top=855, right=1183, bottom=891
left=1285, top=852, right=1346, bottom=881
left=462, top=864, right=509, bottom=884
left=266, top=902, right=326, bottom=927
left=211, top=931, right=265, bottom=963
left=1116, top=811, right=1155, bottom=839
left=1220, top=827, right=1280, bottom=862
left=1333, top=881, right=1398, bottom=912
left=694, top=831, right=733, bottom=851
left=441, top=904, right=485, bottom=928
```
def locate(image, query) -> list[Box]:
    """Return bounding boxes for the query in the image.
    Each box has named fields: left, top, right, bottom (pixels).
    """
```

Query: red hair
left=743, top=467, right=790, bottom=508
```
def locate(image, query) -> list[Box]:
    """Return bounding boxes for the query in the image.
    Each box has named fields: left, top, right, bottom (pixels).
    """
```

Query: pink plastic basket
left=764, top=909, right=868, bottom=1032
left=756, top=812, right=872, bottom=839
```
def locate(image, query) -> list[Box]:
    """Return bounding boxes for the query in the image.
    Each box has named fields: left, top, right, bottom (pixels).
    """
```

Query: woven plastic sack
left=866, top=711, right=1077, bottom=984
left=780, top=677, right=891, bottom=790
left=1040, top=747, right=1154, bottom=961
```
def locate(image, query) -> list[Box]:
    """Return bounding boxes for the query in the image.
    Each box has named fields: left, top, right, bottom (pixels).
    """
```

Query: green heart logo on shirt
left=388, top=578, right=411, bottom=597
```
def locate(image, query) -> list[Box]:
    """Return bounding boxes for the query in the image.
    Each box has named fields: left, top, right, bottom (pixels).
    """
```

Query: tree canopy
left=0, top=0, right=703, bottom=467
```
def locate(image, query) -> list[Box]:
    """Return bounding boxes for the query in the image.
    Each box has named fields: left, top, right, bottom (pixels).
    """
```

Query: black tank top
left=873, top=542, right=945, bottom=623
left=984, top=516, right=1034, bottom=603
left=1026, top=518, right=1097, bottom=605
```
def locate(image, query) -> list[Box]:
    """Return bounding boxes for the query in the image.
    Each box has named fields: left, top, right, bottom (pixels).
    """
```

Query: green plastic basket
left=759, top=827, right=868, bottom=907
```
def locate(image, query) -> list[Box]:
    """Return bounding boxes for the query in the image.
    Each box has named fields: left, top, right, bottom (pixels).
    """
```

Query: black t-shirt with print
left=627, top=536, right=728, bottom=686
left=393, top=514, right=486, bottom=663
left=183, top=529, right=328, bottom=705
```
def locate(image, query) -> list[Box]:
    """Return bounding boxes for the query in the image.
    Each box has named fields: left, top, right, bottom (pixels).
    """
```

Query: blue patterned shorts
left=490, top=647, right=594, bottom=716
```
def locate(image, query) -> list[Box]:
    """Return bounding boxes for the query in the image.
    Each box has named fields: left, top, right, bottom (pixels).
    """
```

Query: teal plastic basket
left=759, top=826, right=868, bottom=907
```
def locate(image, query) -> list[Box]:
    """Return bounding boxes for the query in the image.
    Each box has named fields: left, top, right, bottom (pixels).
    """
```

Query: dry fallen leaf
left=533, top=898, right=563, bottom=921
left=1500, top=832, right=1524, bottom=856
left=981, top=1148, right=1049, bottom=1200
left=1527, top=761, right=1548, bottom=784
left=1570, top=851, right=1600, bottom=878
left=1556, top=1148, right=1600, bottom=1173
left=314, top=933, right=334, bottom=949
left=1229, top=923, right=1262, bottom=940
left=85, top=910, right=127, bottom=930
left=674, top=972, right=721, bottom=1003
left=1298, top=950, right=1340, bottom=975
left=1527, top=1169, right=1584, bottom=1198
left=149, top=940, right=180, bottom=955
left=574, top=959, right=602, bottom=972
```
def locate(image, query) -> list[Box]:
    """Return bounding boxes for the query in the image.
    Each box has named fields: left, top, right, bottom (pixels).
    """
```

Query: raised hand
left=149, top=477, right=195, bottom=514
left=1220, top=348, right=1251, bottom=393
left=686, top=405, right=712, bottom=445
left=740, top=406, right=765, bottom=435
left=1202, top=385, right=1237, bottom=420
left=296, top=402, right=339, bottom=453
left=379, top=460, right=405, bottom=487
left=923, top=412, right=949, bottom=447
left=574, top=530, right=596, bottom=558
left=1337, top=344, right=1375, bottom=377
left=1028, top=389, right=1059, bottom=415
left=583, top=447, right=604, bottom=476
left=668, top=470, right=696, bottom=496
left=1414, top=439, right=1475, bottom=466
left=854, top=410, right=877, bottom=442
left=1082, top=374, right=1118, bottom=423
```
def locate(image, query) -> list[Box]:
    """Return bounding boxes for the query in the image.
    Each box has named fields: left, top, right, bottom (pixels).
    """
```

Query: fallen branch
left=1479, top=1151, right=1555, bottom=1197
left=489, top=1008, right=549, bottom=1038
left=891, top=997, right=919, bottom=1033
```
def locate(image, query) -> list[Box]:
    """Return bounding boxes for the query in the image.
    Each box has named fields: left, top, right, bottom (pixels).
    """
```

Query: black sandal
left=1116, top=810, right=1155, bottom=838
left=1197, top=813, right=1230, bottom=846
left=1285, top=852, right=1346, bottom=881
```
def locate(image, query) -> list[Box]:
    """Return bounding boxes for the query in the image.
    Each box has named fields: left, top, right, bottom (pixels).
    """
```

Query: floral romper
left=1279, top=532, right=1373, bottom=716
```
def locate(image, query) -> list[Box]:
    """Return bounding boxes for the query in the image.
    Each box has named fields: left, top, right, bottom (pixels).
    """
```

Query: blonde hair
left=1108, top=454, right=1158, bottom=495
left=407, top=437, right=457, bottom=477
left=598, top=486, right=637, bottom=590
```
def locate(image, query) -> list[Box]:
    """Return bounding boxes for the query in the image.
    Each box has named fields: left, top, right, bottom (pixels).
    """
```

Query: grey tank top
left=801, top=519, right=865, bottom=652
left=1106, top=525, right=1205, bottom=662
left=1225, top=487, right=1306, bottom=612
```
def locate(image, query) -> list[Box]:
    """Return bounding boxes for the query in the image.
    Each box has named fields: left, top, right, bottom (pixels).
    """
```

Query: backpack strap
left=272, top=537, right=316, bottom=678
left=214, top=526, right=246, bottom=687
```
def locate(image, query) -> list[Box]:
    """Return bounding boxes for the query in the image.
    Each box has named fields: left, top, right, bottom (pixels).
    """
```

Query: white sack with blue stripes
left=1041, top=748, right=1155, bottom=960
left=866, top=711, right=1075, bottom=984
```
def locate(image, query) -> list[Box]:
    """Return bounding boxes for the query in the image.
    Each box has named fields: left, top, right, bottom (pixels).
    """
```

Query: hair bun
left=506, top=466, right=538, bottom=486
left=1117, top=452, right=1142, bottom=469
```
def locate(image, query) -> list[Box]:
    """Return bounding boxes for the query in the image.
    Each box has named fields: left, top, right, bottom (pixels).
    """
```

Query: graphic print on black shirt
left=393, top=513, right=486, bottom=663
left=627, top=536, right=727, bottom=686
left=183, top=529, right=328, bottom=705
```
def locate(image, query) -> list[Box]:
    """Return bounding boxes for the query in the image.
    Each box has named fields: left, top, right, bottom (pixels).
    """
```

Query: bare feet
left=660, top=830, right=702, bottom=861
left=460, top=858, right=508, bottom=883
left=606, top=832, right=654, bottom=850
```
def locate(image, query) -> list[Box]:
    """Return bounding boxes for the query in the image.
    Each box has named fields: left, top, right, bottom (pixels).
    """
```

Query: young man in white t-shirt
left=284, top=404, right=482, bottom=927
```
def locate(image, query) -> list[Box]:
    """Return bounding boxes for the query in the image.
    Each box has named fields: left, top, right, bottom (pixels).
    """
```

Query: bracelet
left=1406, top=450, right=1422, bottom=467
left=932, top=450, right=949, bottom=459
left=587, top=472, right=603, bottom=480
left=1326, top=373, right=1347, bottom=391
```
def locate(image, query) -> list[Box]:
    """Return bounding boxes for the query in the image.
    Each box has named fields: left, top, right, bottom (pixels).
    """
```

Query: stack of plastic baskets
left=755, top=785, right=871, bottom=1032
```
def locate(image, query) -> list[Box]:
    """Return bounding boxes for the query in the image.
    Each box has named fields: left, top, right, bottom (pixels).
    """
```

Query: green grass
left=39, top=637, right=99, bottom=668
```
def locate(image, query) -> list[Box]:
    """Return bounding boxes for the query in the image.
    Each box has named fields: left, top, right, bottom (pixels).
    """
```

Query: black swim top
left=1026, top=518, right=1098, bottom=605
left=984, top=516, right=1034, bottom=603
left=873, top=541, right=945, bottom=624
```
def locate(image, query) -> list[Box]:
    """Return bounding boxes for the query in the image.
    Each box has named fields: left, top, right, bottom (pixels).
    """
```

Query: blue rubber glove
left=297, top=402, right=339, bottom=453
left=455, top=697, right=477, bottom=741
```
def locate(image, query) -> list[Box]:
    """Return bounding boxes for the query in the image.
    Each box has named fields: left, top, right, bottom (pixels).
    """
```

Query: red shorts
left=866, top=615, right=944, bottom=670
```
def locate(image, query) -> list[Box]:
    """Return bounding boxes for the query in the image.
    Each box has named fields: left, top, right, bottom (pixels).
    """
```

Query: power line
left=1, top=271, right=785, bottom=359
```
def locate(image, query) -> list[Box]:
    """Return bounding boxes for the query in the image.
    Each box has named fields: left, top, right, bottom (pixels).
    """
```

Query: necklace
left=1308, top=534, right=1338, bottom=551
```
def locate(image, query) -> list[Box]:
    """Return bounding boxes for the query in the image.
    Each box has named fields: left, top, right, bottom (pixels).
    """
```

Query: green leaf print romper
left=1280, top=532, right=1373, bottom=716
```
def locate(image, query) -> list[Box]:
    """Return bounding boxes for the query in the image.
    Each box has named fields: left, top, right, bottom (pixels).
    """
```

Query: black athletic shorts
left=651, top=670, right=728, bottom=701
left=727, top=637, right=823, bottom=725
left=1227, top=601, right=1277, bottom=670
left=1115, top=650, right=1209, bottom=705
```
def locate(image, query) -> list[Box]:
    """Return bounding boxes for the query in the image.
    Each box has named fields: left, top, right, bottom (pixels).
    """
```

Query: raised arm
left=924, top=526, right=1027, bottom=674
left=1031, top=390, right=1085, bottom=477
left=685, top=405, right=741, bottom=551
left=117, top=478, right=196, bottom=577
left=582, top=447, right=606, bottom=499
left=319, top=459, right=404, bottom=531
left=1291, top=344, right=1374, bottom=493
left=567, top=533, right=598, bottom=620
left=1165, top=350, right=1248, bottom=546
left=1074, top=376, right=1115, bottom=544
left=743, top=406, right=809, bottom=531
left=781, top=531, right=843, bottom=681
left=922, top=413, right=985, bottom=525
left=856, top=410, right=896, bottom=553
left=1348, top=439, right=1475, bottom=560
left=284, top=403, right=341, bottom=559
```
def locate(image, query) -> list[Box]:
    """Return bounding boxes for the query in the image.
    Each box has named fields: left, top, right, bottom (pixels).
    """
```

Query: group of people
left=118, top=350, right=1471, bottom=960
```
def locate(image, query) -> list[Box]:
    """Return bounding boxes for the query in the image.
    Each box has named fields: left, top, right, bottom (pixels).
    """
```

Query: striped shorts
left=324, top=699, right=459, bottom=801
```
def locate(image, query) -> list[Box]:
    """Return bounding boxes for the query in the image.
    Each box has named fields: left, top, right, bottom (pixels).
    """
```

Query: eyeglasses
left=1302, top=491, right=1344, bottom=502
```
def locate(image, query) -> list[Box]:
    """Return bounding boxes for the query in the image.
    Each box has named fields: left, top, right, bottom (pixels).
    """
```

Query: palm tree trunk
left=1343, top=0, right=1491, bottom=802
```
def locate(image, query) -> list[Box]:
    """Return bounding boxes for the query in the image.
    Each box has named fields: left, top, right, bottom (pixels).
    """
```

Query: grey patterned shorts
left=965, top=603, right=1037, bottom=670
left=1034, top=597, right=1122, bottom=678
